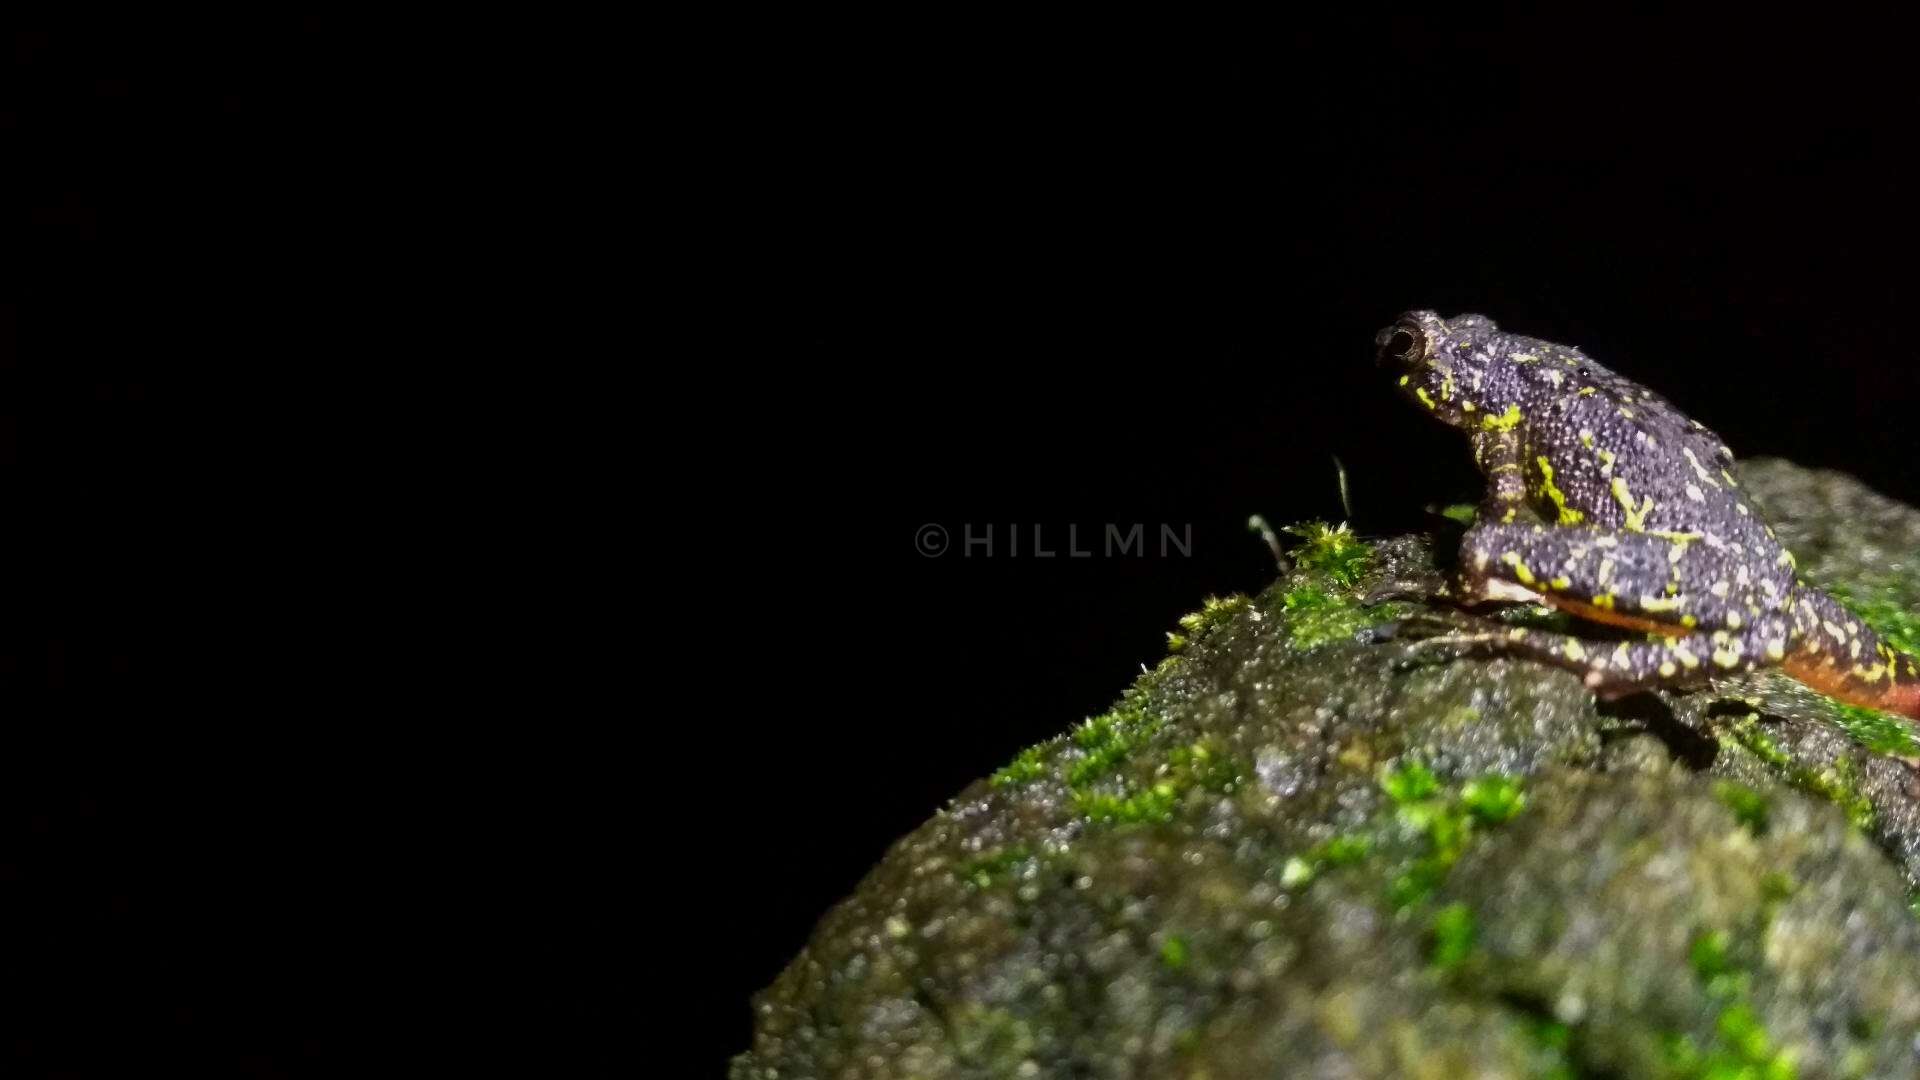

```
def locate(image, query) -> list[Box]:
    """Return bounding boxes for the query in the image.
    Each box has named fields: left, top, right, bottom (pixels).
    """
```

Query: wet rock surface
left=735, top=460, right=1920, bottom=1079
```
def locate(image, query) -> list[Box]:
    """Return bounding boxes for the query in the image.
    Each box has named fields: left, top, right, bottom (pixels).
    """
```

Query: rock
left=734, top=460, right=1920, bottom=1079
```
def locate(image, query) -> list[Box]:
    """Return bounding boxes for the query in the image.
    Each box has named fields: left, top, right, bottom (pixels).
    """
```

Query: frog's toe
left=1362, top=574, right=1451, bottom=606
left=1369, top=609, right=1478, bottom=642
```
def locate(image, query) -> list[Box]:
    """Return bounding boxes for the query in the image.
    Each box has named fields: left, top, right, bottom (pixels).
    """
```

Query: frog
left=1375, top=310, right=1920, bottom=721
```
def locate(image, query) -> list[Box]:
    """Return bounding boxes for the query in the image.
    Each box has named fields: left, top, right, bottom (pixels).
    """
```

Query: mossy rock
left=735, top=460, right=1920, bottom=1079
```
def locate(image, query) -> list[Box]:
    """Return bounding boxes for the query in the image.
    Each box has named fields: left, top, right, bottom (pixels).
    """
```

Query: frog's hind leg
left=1781, top=588, right=1920, bottom=722
left=1455, top=522, right=1789, bottom=643
left=1408, top=621, right=1779, bottom=698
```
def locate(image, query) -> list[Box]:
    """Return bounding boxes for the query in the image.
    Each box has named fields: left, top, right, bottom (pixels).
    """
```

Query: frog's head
left=1376, top=310, right=1505, bottom=428
left=1382, top=307, right=1559, bottom=428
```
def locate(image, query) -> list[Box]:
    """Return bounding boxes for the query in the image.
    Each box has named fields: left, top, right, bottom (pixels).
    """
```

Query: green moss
left=1379, top=767, right=1527, bottom=909
left=990, top=743, right=1055, bottom=788
left=1316, top=834, right=1373, bottom=865
left=1163, top=739, right=1242, bottom=794
left=1067, top=707, right=1162, bottom=787
left=1689, top=930, right=1748, bottom=1000
left=1177, top=594, right=1248, bottom=637
left=1662, top=912, right=1800, bottom=1078
left=1381, top=760, right=1441, bottom=803
left=1712, top=781, right=1771, bottom=836
left=1280, top=585, right=1383, bottom=650
left=1159, top=934, right=1190, bottom=971
left=1067, top=736, right=1245, bottom=828
left=1439, top=502, right=1478, bottom=526
left=1721, top=716, right=1877, bottom=832
left=1282, top=520, right=1373, bottom=587
left=1524, top=1016, right=1577, bottom=1080
left=1460, top=775, right=1527, bottom=823
left=957, top=844, right=1034, bottom=890
left=1072, top=784, right=1179, bottom=825
left=1428, top=902, right=1476, bottom=971
left=1277, top=767, right=1525, bottom=904
left=1829, top=702, right=1920, bottom=758
left=1827, top=577, right=1920, bottom=658
left=1279, top=834, right=1375, bottom=889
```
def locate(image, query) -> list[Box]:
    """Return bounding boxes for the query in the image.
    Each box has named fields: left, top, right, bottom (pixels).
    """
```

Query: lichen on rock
left=735, top=460, right=1920, bottom=1079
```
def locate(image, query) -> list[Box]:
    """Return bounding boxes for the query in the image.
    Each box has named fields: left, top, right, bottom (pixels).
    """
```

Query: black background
left=10, top=14, right=1920, bottom=1076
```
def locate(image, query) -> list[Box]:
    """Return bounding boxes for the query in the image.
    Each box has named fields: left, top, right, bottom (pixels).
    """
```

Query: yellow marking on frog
left=1500, top=551, right=1536, bottom=585
left=1563, top=640, right=1586, bottom=662
left=1618, top=407, right=1635, bottom=419
left=1733, top=503, right=1749, bottom=515
left=1848, top=638, right=1862, bottom=659
left=1550, top=575, right=1571, bottom=590
left=1579, top=429, right=1595, bottom=448
left=1577, top=386, right=1597, bottom=396
left=1415, top=388, right=1437, bottom=410
left=1712, top=646, right=1743, bottom=669
left=1681, top=614, right=1698, bottom=628
left=1501, top=507, right=1518, bottom=523
left=1490, top=462, right=1521, bottom=473
left=1725, top=612, right=1742, bottom=629
left=1399, top=374, right=1411, bottom=386
left=1765, top=641, right=1786, bottom=661
left=1481, top=403, right=1523, bottom=431
left=1684, top=483, right=1704, bottom=502
left=1534, top=457, right=1584, bottom=525
left=1591, top=593, right=1615, bottom=609
left=1722, top=470, right=1738, bottom=488
left=1672, top=644, right=1700, bottom=669
left=1658, top=660, right=1678, bottom=677
left=1547, top=370, right=1564, bottom=387
left=1462, top=401, right=1476, bottom=412
left=1595, top=448, right=1616, bottom=475
left=1438, top=366, right=1456, bottom=401
left=1776, top=549, right=1796, bottom=569
left=1508, top=627, right=1529, bottom=640
left=1709, top=581, right=1730, bottom=598
left=1679, top=448, right=1721, bottom=489
left=1510, top=352, right=1538, bottom=364
left=1638, top=595, right=1683, bottom=613
left=1853, top=662, right=1887, bottom=683
left=1822, top=620, right=1848, bottom=642
left=1610, top=477, right=1654, bottom=530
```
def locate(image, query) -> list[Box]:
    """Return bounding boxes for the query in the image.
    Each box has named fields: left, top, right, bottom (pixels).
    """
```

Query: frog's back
left=1523, top=349, right=1771, bottom=548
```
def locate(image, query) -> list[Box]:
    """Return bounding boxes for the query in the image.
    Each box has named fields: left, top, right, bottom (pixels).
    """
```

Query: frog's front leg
left=1470, top=428, right=1536, bottom=526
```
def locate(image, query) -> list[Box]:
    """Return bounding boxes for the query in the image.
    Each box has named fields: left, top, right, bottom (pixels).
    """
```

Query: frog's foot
left=1372, top=609, right=1521, bottom=671
left=1466, top=622, right=1785, bottom=701
left=1361, top=572, right=1454, bottom=607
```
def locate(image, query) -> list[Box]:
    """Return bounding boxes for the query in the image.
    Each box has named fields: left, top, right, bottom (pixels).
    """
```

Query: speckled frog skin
left=1378, top=310, right=1920, bottom=720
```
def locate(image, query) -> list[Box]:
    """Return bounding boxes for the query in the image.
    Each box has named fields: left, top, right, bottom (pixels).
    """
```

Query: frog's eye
left=1378, top=326, right=1423, bottom=365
